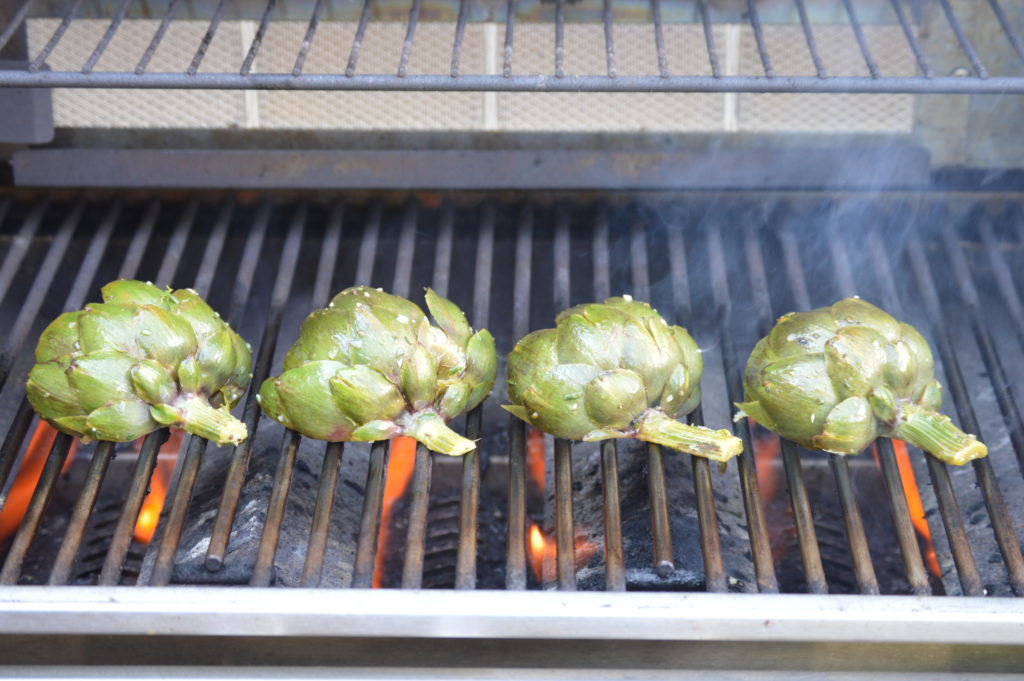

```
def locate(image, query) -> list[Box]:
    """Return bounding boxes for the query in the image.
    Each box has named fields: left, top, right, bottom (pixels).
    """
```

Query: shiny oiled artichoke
left=735, top=297, right=986, bottom=465
left=258, top=286, right=496, bottom=456
left=504, top=296, right=743, bottom=462
left=27, top=280, right=252, bottom=446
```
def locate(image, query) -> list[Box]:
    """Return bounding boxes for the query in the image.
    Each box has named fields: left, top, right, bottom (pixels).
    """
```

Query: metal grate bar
left=155, top=199, right=197, bottom=287
left=978, top=218, right=1024, bottom=346
left=193, top=202, right=233, bottom=299
left=689, top=417, right=727, bottom=593
left=794, top=0, right=827, bottom=78
left=397, top=0, right=422, bottom=78
left=82, top=0, right=134, bottom=74
left=351, top=440, right=389, bottom=587
left=47, top=441, right=114, bottom=585
left=503, top=0, right=518, bottom=78
left=145, top=435, right=206, bottom=586
left=450, top=0, right=468, bottom=77
left=938, top=0, right=988, bottom=78
left=28, top=0, right=85, bottom=72
left=840, top=0, right=880, bottom=77
left=431, top=205, right=454, bottom=300
left=745, top=0, right=774, bottom=78
left=204, top=203, right=300, bottom=571
left=134, top=0, right=182, bottom=75
left=0, top=433, right=73, bottom=583
left=602, top=0, right=616, bottom=78
left=890, top=0, right=933, bottom=77
left=293, top=0, right=326, bottom=77
left=743, top=221, right=826, bottom=594
left=987, top=0, right=1024, bottom=65
left=251, top=430, right=301, bottom=587
left=875, top=439, right=932, bottom=594
left=0, top=0, right=34, bottom=55
left=0, top=401, right=32, bottom=509
left=651, top=0, right=669, bottom=78
left=554, top=437, right=576, bottom=590
left=301, top=442, right=343, bottom=587
left=240, top=0, right=277, bottom=77
left=706, top=225, right=778, bottom=593
left=554, top=0, right=565, bottom=78
left=696, top=0, right=721, bottom=78
left=355, top=204, right=382, bottom=286
left=0, top=201, right=46, bottom=313
left=600, top=440, right=626, bottom=591
left=188, top=0, right=227, bottom=75
left=400, top=444, right=432, bottom=588
left=346, top=0, right=374, bottom=77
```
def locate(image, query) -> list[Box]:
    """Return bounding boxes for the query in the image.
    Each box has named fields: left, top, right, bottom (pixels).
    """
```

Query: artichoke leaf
left=66, top=351, right=137, bottom=412
left=425, top=287, right=472, bottom=346
left=86, top=400, right=159, bottom=442
left=812, top=396, right=876, bottom=454
left=101, top=279, right=168, bottom=308
left=35, top=312, right=81, bottom=363
left=272, top=360, right=359, bottom=441
left=823, top=325, right=887, bottom=399
left=329, top=365, right=405, bottom=426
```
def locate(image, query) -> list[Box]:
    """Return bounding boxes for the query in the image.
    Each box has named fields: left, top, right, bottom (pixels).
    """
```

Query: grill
left=1, top=191, right=1023, bottom=675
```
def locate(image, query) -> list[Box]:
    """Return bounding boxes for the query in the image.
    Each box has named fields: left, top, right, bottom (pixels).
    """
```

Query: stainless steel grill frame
left=0, top=190, right=1023, bottom=676
left=1, top=0, right=1023, bottom=93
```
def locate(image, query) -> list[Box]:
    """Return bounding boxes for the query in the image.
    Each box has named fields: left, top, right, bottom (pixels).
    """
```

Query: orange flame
left=891, top=439, right=942, bottom=579
left=0, top=423, right=77, bottom=542
left=133, top=429, right=183, bottom=544
left=527, top=427, right=546, bottom=493
left=373, top=436, right=418, bottom=588
left=752, top=431, right=782, bottom=511
left=526, top=521, right=599, bottom=584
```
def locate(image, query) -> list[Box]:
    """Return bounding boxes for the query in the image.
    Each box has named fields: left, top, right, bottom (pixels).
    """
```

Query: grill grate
left=0, top=0, right=1023, bottom=93
left=0, top=190, right=1023, bottom=597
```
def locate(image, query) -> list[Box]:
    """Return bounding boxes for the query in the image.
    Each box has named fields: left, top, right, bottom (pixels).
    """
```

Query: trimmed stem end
left=636, top=409, right=743, bottom=462
left=895, top=405, right=987, bottom=465
left=405, top=411, right=475, bottom=456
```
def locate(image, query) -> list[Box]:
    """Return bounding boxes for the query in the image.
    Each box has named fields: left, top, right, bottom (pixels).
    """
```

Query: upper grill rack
left=1, top=0, right=1024, bottom=93
left=0, top=191, right=1023, bottom=596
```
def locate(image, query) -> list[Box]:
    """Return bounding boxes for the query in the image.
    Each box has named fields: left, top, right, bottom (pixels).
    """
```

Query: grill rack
left=1, top=0, right=1024, bottom=93
left=0, top=191, right=1022, bottom=597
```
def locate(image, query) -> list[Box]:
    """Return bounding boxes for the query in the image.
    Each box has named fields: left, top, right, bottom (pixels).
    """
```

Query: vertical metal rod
left=600, top=441, right=626, bottom=591
left=355, top=204, right=382, bottom=285
left=450, top=0, right=469, bottom=77
left=554, top=438, right=576, bottom=590
left=780, top=441, right=828, bottom=594
left=146, top=435, right=207, bottom=586
left=0, top=401, right=36, bottom=512
left=189, top=0, right=227, bottom=75
left=0, top=0, right=35, bottom=55
left=95, top=432, right=166, bottom=585
left=978, top=219, right=1024, bottom=345
left=134, top=0, right=182, bottom=74
left=240, top=0, right=277, bottom=76
left=400, top=444, right=433, bottom=588
left=937, top=0, right=988, bottom=78
left=205, top=204, right=305, bottom=571
left=0, top=433, right=73, bottom=584
left=192, top=202, right=233, bottom=299
left=397, top=0, right=422, bottom=77
left=924, top=454, right=984, bottom=595
left=974, top=456, right=1024, bottom=595
left=250, top=430, right=301, bottom=587
left=117, top=201, right=161, bottom=281
left=293, top=0, right=326, bottom=76
left=502, top=0, right=518, bottom=77
left=890, top=0, right=933, bottom=77
left=312, top=203, right=344, bottom=308
left=987, top=0, right=1024, bottom=65
left=155, top=200, right=198, bottom=287
left=745, top=0, right=774, bottom=77
left=29, top=0, right=86, bottom=72
left=506, top=206, right=532, bottom=591
left=592, top=207, right=610, bottom=301
left=794, top=0, right=827, bottom=78
left=602, top=0, right=616, bottom=78
left=650, top=0, right=668, bottom=77
left=629, top=220, right=650, bottom=300
left=300, top=442, right=343, bottom=587
left=456, top=205, right=494, bottom=590
left=706, top=226, right=778, bottom=593
left=553, top=205, right=570, bottom=311
left=875, top=439, right=932, bottom=594
left=0, top=201, right=82, bottom=394
left=646, top=444, right=675, bottom=577
left=839, top=0, right=880, bottom=77
left=47, top=442, right=116, bottom=585
left=82, top=0, right=134, bottom=73
left=351, top=440, right=389, bottom=588
left=696, top=0, right=721, bottom=77
left=0, top=201, right=46, bottom=305
left=346, top=0, right=375, bottom=76
left=432, top=205, right=454, bottom=299
left=554, top=0, right=565, bottom=78
left=391, top=202, right=417, bottom=299
left=690, top=419, right=727, bottom=592
left=829, top=456, right=880, bottom=594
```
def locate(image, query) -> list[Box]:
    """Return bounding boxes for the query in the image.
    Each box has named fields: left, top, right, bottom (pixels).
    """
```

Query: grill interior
left=1, top=189, right=1023, bottom=598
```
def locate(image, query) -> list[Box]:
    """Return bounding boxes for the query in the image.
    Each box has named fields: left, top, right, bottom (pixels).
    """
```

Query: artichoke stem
left=894, top=404, right=987, bottom=465
left=164, top=395, right=248, bottom=446
left=635, top=410, right=743, bottom=462
left=405, top=411, right=475, bottom=456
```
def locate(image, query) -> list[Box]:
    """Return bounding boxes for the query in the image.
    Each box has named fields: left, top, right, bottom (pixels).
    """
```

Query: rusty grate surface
left=0, top=0, right=1023, bottom=94
left=0, top=190, right=1023, bottom=596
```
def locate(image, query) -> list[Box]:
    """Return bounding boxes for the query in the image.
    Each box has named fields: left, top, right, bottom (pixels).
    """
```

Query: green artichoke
left=26, top=280, right=252, bottom=446
left=735, top=297, right=986, bottom=465
left=503, top=296, right=743, bottom=462
left=257, top=286, right=496, bottom=456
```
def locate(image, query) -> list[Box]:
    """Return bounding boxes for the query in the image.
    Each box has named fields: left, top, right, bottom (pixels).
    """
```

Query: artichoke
left=735, top=297, right=986, bottom=465
left=503, top=296, right=743, bottom=462
left=257, top=286, right=496, bottom=456
left=26, top=280, right=252, bottom=446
